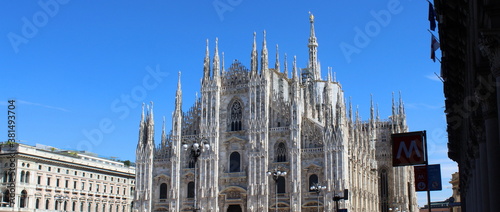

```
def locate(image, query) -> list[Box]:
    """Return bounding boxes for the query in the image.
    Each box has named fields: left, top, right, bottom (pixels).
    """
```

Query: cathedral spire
left=251, top=32, right=258, bottom=76
left=335, top=91, right=342, bottom=126
left=203, top=39, right=210, bottom=83
left=284, top=53, right=288, bottom=77
left=148, top=101, right=154, bottom=126
left=376, top=103, right=380, bottom=121
left=222, top=52, right=225, bottom=74
left=161, top=116, right=167, bottom=146
left=399, top=91, right=405, bottom=116
left=175, top=72, right=182, bottom=111
left=349, top=97, right=353, bottom=123
left=137, top=103, right=145, bottom=150
left=370, top=94, right=374, bottom=121
left=261, top=30, right=268, bottom=75
left=308, top=12, right=319, bottom=80
left=327, top=67, right=332, bottom=82
left=392, top=92, right=396, bottom=119
left=292, top=55, right=298, bottom=81
left=275, top=44, right=280, bottom=73
left=141, top=102, right=145, bottom=125
left=213, top=38, right=220, bottom=79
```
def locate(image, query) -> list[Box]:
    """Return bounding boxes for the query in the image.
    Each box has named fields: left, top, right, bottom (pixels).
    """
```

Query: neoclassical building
left=134, top=15, right=417, bottom=212
left=0, top=143, right=135, bottom=212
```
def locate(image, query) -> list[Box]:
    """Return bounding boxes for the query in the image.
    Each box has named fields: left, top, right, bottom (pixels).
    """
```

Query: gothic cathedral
left=134, top=15, right=418, bottom=212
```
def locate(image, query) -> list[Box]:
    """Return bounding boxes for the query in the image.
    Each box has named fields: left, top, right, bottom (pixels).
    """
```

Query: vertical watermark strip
left=6, top=99, right=17, bottom=207
left=7, top=100, right=16, bottom=143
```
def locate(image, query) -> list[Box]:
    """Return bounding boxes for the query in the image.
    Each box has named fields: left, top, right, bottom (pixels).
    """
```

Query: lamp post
left=267, top=168, right=287, bottom=212
left=310, top=183, right=326, bottom=212
left=182, top=137, right=210, bottom=212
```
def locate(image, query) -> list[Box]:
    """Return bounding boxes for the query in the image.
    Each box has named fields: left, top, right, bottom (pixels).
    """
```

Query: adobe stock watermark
left=7, top=0, right=70, bottom=54
left=77, top=65, right=169, bottom=152
left=213, top=0, right=242, bottom=21
left=339, top=0, right=403, bottom=63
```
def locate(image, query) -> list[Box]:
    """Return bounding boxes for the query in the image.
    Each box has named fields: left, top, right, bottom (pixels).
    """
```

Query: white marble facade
left=134, top=15, right=418, bottom=212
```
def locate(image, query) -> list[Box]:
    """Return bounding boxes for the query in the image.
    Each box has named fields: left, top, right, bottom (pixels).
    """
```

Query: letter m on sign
left=391, top=131, right=426, bottom=166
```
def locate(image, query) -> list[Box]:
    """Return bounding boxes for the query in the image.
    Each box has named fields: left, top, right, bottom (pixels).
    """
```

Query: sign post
left=392, top=131, right=426, bottom=166
left=391, top=131, right=430, bottom=212
left=414, top=164, right=442, bottom=191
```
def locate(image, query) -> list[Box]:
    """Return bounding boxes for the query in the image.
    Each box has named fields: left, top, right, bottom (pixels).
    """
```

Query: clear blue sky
left=1, top=0, right=453, bottom=207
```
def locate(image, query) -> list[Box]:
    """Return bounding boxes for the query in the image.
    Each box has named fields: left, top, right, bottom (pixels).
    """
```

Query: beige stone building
left=134, top=15, right=418, bottom=212
left=0, top=143, right=135, bottom=212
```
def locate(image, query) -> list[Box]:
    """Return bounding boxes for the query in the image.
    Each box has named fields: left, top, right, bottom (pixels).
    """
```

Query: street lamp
left=267, top=168, right=287, bottom=212
left=310, top=183, right=327, bottom=212
left=182, top=137, right=210, bottom=212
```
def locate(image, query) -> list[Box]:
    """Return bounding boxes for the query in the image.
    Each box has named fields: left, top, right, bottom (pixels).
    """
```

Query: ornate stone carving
left=479, top=33, right=500, bottom=76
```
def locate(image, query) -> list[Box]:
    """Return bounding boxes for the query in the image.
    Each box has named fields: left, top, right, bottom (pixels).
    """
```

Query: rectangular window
left=56, top=179, right=60, bottom=187
left=81, top=182, right=85, bottom=190
left=89, top=183, right=92, bottom=191
left=65, top=180, right=69, bottom=188
left=37, top=176, right=41, bottom=184
left=74, top=181, right=77, bottom=189
left=104, top=185, right=107, bottom=193
left=47, top=177, right=51, bottom=186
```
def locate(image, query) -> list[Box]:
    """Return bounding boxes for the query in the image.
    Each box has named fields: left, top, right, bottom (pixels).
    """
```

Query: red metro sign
left=391, top=131, right=426, bottom=166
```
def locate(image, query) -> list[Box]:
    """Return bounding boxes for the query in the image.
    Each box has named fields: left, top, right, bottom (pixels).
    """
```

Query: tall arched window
left=8, top=172, right=14, bottom=182
left=19, top=190, right=27, bottom=208
left=3, top=190, right=10, bottom=204
left=309, top=174, right=319, bottom=192
left=229, top=101, right=242, bottom=131
left=20, top=171, right=25, bottom=183
left=188, top=156, right=196, bottom=169
left=229, top=152, right=240, bottom=172
left=277, top=176, right=286, bottom=194
left=276, top=142, right=287, bottom=162
left=45, top=199, right=50, bottom=210
left=379, top=169, right=389, bottom=212
left=159, top=183, right=168, bottom=199
left=36, top=199, right=40, bottom=209
left=25, top=171, right=30, bottom=183
left=187, top=182, right=195, bottom=198
left=3, top=171, right=7, bottom=183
